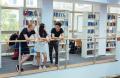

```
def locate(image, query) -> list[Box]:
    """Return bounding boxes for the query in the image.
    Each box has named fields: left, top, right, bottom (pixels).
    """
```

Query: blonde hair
left=28, top=23, right=33, bottom=28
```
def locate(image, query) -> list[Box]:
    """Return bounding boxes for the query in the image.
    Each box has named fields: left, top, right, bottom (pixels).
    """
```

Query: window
left=1, top=0, right=38, bottom=8
left=0, top=34, right=11, bottom=41
left=1, top=0, right=24, bottom=7
left=109, top=7, right=120, bottom=13
left=53, top=2, right=73, bottom=11
left=12, top=0, right=17, bottom=4
left=26, top=0, right=37, bottom=8
left=0, top=0, right=38, bottom=41
left=1, top=9, right=19, bottom=31
left=0, top=9, right=19, bottom=41
left=75, top=4, right=92, bottom=12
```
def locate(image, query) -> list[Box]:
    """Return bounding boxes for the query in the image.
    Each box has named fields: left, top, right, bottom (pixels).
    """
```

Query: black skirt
left=15, top=42, right=30, bottom=55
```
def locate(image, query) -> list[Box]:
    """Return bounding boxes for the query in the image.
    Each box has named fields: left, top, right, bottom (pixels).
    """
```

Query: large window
left=0, top=9, right=19, bottom=41
left=1, top=9, right=19, bottom=31
left=1, top=0, right=37, bottom=8
left=53, top=2, right=73, bottom=11
left=0, top=0, right=38, bottom=41
left=53, top=2, right=92, bottom=12
left=109, top=7, right=120, bottom=13
left=75, top=4, right=92, bottom=12
left=1, top=0, right=24, bottom=7
left=0, top=34, right=11, bottom=41
left=53, top=2, right=92, bottom=32
left=26, top=0, right=37, bottom=8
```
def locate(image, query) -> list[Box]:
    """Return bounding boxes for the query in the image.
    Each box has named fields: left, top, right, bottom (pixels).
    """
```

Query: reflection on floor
left=106, top=75, right=120, bottom=78
left=0, top=54, right=115, bottom=74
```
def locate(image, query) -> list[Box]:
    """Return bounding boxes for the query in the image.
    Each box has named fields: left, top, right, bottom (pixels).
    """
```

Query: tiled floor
left=0, top=54, right=115, bottom=74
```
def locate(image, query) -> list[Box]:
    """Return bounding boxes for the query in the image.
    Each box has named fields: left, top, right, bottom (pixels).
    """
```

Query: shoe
left=50, top=61, right=53, bottom=64
left=16, top=65, right=24, bottom=72
left=39, top=66, right=42, bottom=70
left=55, top=64, right=58, bottom=67
left=43, top=65, right=47, bottom=69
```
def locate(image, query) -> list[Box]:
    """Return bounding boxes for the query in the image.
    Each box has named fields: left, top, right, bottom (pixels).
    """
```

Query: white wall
left=41, top=0, right=53, bottom=34
left=89, top=4, right=107, bottom=56
left=97, top=4, right=107, bottom=55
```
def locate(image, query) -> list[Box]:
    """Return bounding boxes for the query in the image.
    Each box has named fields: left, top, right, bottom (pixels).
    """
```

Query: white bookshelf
left=82, top=12, right=99, bottom=58
left=23, top=8, right=41, bottom=27
left=19, top=7, right=41, bottom=30
left=106, top=13, right=117, bottom=55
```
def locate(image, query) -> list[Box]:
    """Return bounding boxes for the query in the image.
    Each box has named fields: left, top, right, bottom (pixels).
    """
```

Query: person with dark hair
left=9, top=32, right=19, bottom=60
left=49, top=22, right=64, bottom=66
left=9, top=32, right=19, bottom=49
left=16, top=24, right=35, bottom=72
left=35, top=23, right=49, bottom=69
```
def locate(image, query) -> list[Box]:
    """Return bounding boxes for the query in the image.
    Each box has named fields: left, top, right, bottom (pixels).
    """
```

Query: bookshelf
left=22, top=8, right=41, bottom=27
left=82, top=12, right=99, bottom=58
left=106, top=14, right=117, bottom=55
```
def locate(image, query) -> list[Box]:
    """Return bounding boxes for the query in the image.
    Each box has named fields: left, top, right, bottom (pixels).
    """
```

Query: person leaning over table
left=49, top=22, right=64, bottom=66
left=15, top=23, right=35, bottom=72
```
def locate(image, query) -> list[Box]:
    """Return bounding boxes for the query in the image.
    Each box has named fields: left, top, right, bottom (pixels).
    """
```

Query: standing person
left=35, top=23, right=49, bottom=69
left=49, top=22, right=64, bottom=66
left=16, top=24, right=35, bottom=72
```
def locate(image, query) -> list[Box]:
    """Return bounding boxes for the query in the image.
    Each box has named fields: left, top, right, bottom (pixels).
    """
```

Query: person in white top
left=34, top=23, right=49, bottom=69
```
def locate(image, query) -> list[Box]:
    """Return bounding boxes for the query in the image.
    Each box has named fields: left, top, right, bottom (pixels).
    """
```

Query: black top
left=40, top=32, right=47, bottom=38
left=18, top=28, right=35, bottom=46
left=39, top=29, right=48, bottom=38
left=51, top=28, right=64, bottom=37
left=18, top=28, right=35, bottom=40
left=9, top=33, right=19, bottom=46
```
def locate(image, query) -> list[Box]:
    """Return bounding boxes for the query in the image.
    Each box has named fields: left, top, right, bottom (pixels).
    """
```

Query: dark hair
left=55, top=22, right=62, bottom=27
left=39, top=23, right=47, bottom=37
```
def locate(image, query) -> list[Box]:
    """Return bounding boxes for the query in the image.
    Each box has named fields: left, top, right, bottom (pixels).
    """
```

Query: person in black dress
left=16, top=24, right=35, bottom=72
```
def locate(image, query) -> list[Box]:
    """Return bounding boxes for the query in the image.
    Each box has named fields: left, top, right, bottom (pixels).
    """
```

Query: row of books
left=88, top=22, right=98, bottom=26
left=107, top=27, right=116, bottom=33
left=23, top=20, right=38, bottom=25
left=108, top=15, right=116, bottom=20
left=87, top=42, right=98, bottom=49
left=106, top=41, right=116, bottom=47
left=23, top=9, right=39, bottom=16
left=54, top=12, right=66, bottom=18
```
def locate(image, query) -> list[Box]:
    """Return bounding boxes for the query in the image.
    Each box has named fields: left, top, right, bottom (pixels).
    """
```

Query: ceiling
left=53, top=0, right=120, bottom=5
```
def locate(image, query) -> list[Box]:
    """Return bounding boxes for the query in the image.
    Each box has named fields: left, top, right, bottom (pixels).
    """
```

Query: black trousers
left=49, top=41, right=59, bottom=64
